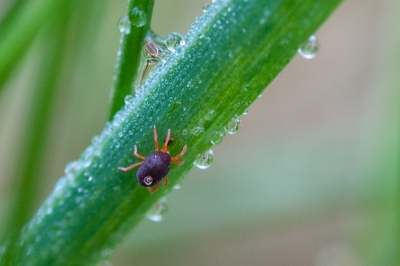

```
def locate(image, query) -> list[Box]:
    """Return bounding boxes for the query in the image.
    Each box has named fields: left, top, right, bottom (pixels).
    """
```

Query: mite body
left=119, top=127, right=187, bottom=193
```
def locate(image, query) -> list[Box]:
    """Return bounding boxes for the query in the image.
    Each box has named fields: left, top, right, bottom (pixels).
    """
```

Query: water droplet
left=243, top=109, right=249, bottom=115
left=124, top=95, right=133, bottom=104
left=210, top=132, right=224, bottom=145
left=225, top=115, right=241, bottom=134
left=173, top=180, right=183, bottom=190
left=130, top=7, right=147, bottom=27
left=159, top=49, right=171, bottom=62
left=298, top=35, right=319, bottom=59
left=118, top=16, right=131, bottom=34
left=202, top=3, right=210, bottom=12
left=194, top=150, right=214, bottom=169
left=65, top=161, right=80, bottom=177
left=191, top=125, right=205, bottom=136
left=54, top=177, right=68, bottom=192
left=182, top=129, right=188, bottom=135
left=165, top=32, right=184, bottom=52
left=204, top=109, right=216, bottom=121
left=88, top=176, right=93, bottom=182
left=146, top=199, right=168, bottom=222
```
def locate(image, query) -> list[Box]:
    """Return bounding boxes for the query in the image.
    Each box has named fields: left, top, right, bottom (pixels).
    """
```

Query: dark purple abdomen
left=137, top=152, right=171, bottom=187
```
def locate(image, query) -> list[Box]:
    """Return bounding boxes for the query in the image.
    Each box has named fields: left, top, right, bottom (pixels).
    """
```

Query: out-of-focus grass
left=0, top=0, right=398, bottom=265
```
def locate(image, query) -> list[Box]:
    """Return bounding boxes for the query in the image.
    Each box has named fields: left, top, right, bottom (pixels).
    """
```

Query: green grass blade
left=0, top=0, right=60, bottom=89
left=0, top=0, right=343, bottom=265
left=108, top=0, right=155, bottom=120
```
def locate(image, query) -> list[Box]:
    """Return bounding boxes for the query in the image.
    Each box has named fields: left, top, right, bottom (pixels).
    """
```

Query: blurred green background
left=0, top=0, right=399, bottom=265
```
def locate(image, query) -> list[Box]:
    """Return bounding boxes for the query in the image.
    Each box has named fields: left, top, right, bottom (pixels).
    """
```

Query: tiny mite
left=119, top=127, right=187, bottom=193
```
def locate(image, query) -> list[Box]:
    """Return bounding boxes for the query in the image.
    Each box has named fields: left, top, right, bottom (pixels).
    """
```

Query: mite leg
left=161, top=129, right=171, bottom=153
left=171, top=145, right=187, bottom=161
left=118, top=161, right=143, bottom=172
left=133, top=145, right=146, bottom=160
left=147, top=183, right=160, bottom=194
left=153, top=126, right=159, bottom=151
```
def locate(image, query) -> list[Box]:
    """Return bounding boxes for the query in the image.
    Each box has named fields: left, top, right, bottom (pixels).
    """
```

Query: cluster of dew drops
left=58, top=2, right=320, bottom=223
left=146, top=32, right=319, bottom=221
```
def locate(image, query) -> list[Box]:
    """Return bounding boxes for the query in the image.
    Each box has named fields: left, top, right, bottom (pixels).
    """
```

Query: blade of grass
left=0, top=0, right=343, bottom=265
left=108, top=0, right=155, bottom=120
left=0, top=0, right=74, bottom=90
left=0, top=2, right=76, bottom=264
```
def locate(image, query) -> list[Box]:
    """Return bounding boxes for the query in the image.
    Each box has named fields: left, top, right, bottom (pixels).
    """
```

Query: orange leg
left=161, top=129, right=171, bottom=153
left=171, top=161, right=184, bottom=166
left=133, top=145, right=146, bottom=160
left=171, top=145, right=187, bottom=161
left=153, top=126, right=159, bottom=151
left=118, top=161, right=143, bottom=172
left=147, top=183, right=160, bottom=194
left=163, top=177, right=169, bottom=186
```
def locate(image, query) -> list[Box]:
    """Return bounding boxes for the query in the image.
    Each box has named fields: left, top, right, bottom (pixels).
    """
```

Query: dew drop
left=243, top=109, right=249, bottom=115
left=204, top=109, right=216, bottom=121
left=146, top=199, right=168, bottom=222
left=225, top=115, right=241, bottom=134
left=165, top=32, right=184, bottom=52
left=159, top=49, right=171, bottom=62
left=118, top=16, right=131, bottom=34
left=298, top=35, right=319, bottom=59
left=210, top=132, right=224, bottom=145
left=130, top=7, right=147, bottom=27
left=194, top=149, right=214, bottom=169
left=191, top=125, right=205, bottom=136
left=173, top=180, right=183, bottom=190
left=65, top=161, right=80, bottom=177
left=54, top=177, right=68, bottom=192
left=202, top=3, right=210, bottom=12
left=124, top=94, right=133, bottom=104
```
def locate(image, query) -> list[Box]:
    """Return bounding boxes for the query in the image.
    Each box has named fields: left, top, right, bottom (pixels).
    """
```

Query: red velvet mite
left=119, top=127, right=187, bottom=193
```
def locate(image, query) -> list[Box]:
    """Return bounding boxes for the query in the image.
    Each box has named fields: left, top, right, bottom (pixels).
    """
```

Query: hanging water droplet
left=146, top=199, right=168, bottom=222
left=130, top=7, right=147, bottom=27
left=243, top=109, right=249, bottom=115
left=194, top=150, right=214, bottom=169
left=298, top=35, right=319, bottom=59
left=225, top=115, right=241, bottom=134
left=202, top=3, right=210, bottom=12
left=173, top=180, right=183, bottom=190
left=165, top=32, right=184, bottom=52
left=118, top=16, right=131, bottom=34
left=210, top=132, right=224, bottom=145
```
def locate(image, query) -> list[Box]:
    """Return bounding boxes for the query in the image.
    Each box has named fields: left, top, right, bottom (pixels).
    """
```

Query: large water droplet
left=194, top=149, right=214, bottom=169
left=225, top=115, right=241, bottom=134
left=165, top=32, right=184, bottom=52
left=130, top=7, right=147, bottom=27
left=298, top=35, right=319, bottom=59
left=118, top=16, right=131, bottom=34
left=146, top=199, right=168, bottom=222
